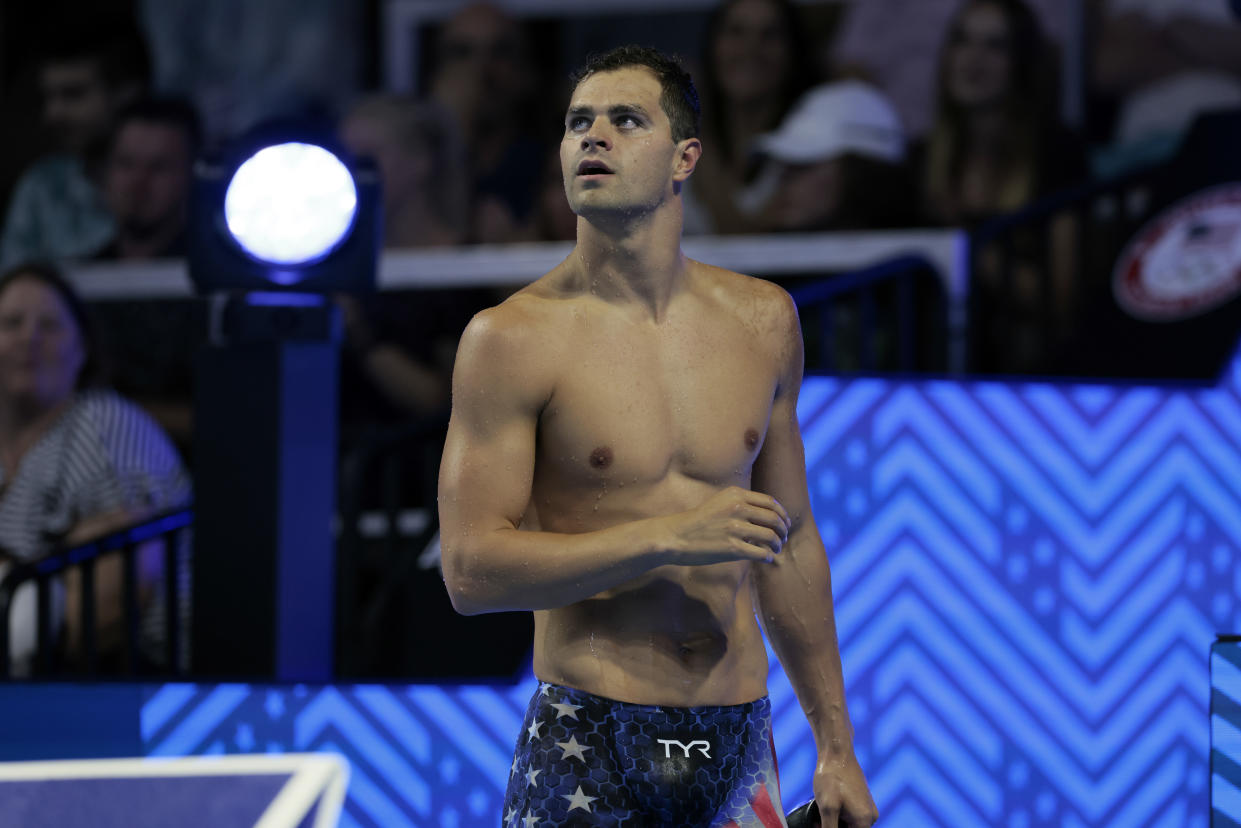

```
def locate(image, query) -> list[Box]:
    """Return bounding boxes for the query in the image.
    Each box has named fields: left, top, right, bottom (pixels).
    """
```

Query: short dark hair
left=39, top=13, right=152, bottom=90
left=569, top=45, right=700, bottom=143
left=112, top=97, right=204, bottom=154
left=0, top=262, right=107, bottom=389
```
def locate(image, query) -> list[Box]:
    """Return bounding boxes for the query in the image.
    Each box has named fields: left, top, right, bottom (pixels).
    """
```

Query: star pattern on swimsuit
left=503, top=683, right=784, bottom=826
left=563, top=785, right=598, bottom=813
left=556, top=734, right=590, bottom=762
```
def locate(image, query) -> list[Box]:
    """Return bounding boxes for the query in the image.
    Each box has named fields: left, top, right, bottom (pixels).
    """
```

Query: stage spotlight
left=190, top=129, right=380, bottom=294
left=224, top=142, right=358, bottom=267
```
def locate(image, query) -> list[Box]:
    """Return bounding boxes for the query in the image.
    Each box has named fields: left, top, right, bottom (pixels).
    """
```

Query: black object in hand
left=786, top=799, right=820, bottom=827
left=786, top=798, right=852, bottom=827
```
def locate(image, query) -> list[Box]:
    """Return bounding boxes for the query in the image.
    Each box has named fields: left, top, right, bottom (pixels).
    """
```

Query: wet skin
left=441, top=66, right=805, bottom=708
left=439, top=63, right=877, bottom=827
left=521, top=264, right=789, bottom=706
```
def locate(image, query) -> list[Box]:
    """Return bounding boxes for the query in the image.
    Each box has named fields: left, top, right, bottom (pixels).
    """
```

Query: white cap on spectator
left=755, top=81, right=906, bottom=165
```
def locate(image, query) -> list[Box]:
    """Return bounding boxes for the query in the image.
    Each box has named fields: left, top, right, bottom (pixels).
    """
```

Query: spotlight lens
left=224, top=142, right=358, bottom=265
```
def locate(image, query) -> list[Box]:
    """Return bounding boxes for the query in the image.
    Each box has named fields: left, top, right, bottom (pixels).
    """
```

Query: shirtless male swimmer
left=439, top=46, right=878, bottom=828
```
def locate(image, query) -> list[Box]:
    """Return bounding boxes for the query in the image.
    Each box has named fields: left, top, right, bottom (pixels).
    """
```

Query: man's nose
left=580, top=132, right=610, bottom=152
left=581, top=121, right=611, bottom=151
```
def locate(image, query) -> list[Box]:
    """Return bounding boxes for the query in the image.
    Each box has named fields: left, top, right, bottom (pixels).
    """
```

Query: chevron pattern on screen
left=1215, top=641, right=1241, bottom=828
left=140, top=347, right=1241, bottom=827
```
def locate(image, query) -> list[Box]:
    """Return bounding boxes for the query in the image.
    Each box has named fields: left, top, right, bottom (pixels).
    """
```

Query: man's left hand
left=814, top=752, right=878, bottom=826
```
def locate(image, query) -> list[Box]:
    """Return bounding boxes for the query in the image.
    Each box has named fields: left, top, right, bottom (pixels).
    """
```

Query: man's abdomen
left=532, top=570, right=770, bottom=707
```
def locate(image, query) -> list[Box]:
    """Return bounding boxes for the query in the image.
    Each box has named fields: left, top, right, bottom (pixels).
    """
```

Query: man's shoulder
left=690, top=260, right=798, bottom=327
left=465, top=288, right=557, bottom=341
left=458, top=289, right=564, bottom=373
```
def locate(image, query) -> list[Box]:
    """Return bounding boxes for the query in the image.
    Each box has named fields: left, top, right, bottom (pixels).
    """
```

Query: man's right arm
left=437, top=303, right=788, bottom=616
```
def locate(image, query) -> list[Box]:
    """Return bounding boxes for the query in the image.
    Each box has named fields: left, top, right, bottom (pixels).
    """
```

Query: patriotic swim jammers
left=503, top=682, right=788, bottom=827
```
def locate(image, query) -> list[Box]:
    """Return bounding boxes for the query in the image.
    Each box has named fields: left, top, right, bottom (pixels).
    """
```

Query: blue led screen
left=123, top=344, right=1241, bottom=827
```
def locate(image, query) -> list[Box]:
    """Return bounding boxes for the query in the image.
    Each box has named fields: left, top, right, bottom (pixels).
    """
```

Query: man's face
left=40, top=60, right=117, bottom=154
left=560, top=67, right=691, bottom=220
left=104, top=121, right=193, bottom=236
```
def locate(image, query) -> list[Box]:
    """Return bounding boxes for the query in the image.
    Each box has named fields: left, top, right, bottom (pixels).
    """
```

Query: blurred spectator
left=137, top=0, right=360, bottom=145
left=1093, top=0, right=1241, bottom=176
left=93, top=97, right=201, bottom=260
left=0, top=15, right=150, bottom=269
left=916, top=0, right=1085, bottom=226
left=429, top=2, right=543, bottom=243
left=749, top=81, right=914, bottom=232
left=684, top=0, right=816, bottom=235
left=340, top=96, right=469, bottom=248
left=829, top=0, right=1072, bottom=138
left=917, top=0, right=1086, bottom=372
left=0, top=262, right=190, bottom=675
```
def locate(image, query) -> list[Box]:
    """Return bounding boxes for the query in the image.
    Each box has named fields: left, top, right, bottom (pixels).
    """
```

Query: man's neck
left=570, top=206, right=687, bottom=321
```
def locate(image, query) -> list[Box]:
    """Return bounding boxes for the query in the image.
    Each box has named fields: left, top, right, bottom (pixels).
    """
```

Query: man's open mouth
left=577, top=160, right=613, bottom=176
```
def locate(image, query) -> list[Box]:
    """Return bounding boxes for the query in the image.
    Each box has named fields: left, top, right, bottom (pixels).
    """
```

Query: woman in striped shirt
left=0, top=261, right=190, bottom=675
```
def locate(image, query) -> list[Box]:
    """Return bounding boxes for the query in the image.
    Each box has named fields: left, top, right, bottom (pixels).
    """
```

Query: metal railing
left=789, top=254, right=949, bottom=375
left=0, top=508, right=193, bottom=678
left=966, top=173, right=1146, bottom=375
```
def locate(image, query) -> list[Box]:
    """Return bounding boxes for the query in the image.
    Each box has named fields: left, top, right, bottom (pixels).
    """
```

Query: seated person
left=916, top=0, right=1087, bottom=372
left=0, top=262, right=190, bottom=675
left=339, top=95, right=468, bottom=248
left=0, top=14, right=150, bottom=268
left=92, top=97, right=202, bottom=261
left=1093, top=0, right=1241, bottom=176
left=915, top=0, right=1085, bottom=226
left=748, top=80, right=913, bottom=232
left=428, top=2, right=543, bottom=243
left=87, top=97, right=205, bottom=454
left=682, top=0, right=816, bottom=235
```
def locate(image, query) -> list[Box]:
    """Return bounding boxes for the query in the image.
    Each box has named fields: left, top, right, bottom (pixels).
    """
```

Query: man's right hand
left=660, top=486, right=791, bottom=566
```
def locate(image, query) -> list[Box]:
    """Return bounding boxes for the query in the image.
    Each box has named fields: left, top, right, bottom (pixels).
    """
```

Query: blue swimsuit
left=503, top=682, right=788, bottom=827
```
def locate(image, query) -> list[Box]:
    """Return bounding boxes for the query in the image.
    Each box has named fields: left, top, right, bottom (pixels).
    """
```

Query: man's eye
left=567, top=116, right=590, bottom=131
left=616, top=115, right=639, bottom=128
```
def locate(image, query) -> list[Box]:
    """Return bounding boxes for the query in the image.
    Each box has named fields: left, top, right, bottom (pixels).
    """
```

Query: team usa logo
left=1113, top=182, right=1241, bottom=322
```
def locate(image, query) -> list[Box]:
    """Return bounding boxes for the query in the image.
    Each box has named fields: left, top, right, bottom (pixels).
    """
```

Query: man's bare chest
left=535, top=324, right=778, bottom=486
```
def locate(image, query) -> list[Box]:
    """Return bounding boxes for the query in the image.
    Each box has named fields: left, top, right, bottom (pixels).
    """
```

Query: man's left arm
left=750, top=289, right=877, bottom=827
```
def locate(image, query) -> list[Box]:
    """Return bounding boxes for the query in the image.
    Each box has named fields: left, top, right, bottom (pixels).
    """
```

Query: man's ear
left=672, top=137, right=702, bottom=183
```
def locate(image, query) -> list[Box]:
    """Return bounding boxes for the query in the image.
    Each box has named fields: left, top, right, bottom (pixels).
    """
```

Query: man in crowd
left=92, top=97, right=200, bottom=261
left=0, top=17, right=150, bottom=267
